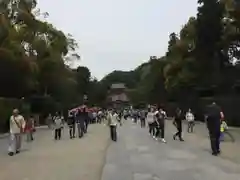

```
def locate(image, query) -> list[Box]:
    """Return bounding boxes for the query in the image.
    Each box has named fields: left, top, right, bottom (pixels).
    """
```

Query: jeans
left=209, top=131, right=220, bottom=154
left=110, top=125, right=117, bottom=141
left=55, top=128, right=62, bottom=140
left=77, top=123, right=85, bottom=138
left=69, top=124, right=75, bottom=138
left=140, top=118, right=145, bottom=128
left=187, top=121, right=194, bottom=133
left=174, top=122, right=183, bottom=139
left=148, top=122, right=155, bottom=136
left=155, top=123, right=165, bottom=138
left=84, top=120, right=88, bottom=133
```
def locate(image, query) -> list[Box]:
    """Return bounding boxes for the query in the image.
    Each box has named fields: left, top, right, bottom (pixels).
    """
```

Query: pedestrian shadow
left=202, top=147, right=212, bottom=153
left=19, top=148, right=30, bottom=154
left=0, top=148, right=30, bottom=157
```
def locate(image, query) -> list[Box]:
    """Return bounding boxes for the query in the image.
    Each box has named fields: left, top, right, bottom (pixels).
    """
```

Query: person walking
left=118, top=110, right=123, bottom=126
left=107, top=110, right=119, bottom=141
left=220, top=120, right=227, bottom=141
left=46, top=114, right=53, bottom=129
left=173, top=108, right=184, bottom=141
left=67, top=111, right=76, bottom=139
left=53, top=112, right=64, bottom=140
left=147, top=107, right=156, bottom=138
left=25, top=115, right=35, bottom=142
left=140, top=109, right=146, bottom=128
left=8, top=109, right=26, bottom=156
left=205, top=102, right=223, bottom=156
left=76, top=107, right=88, bottom=138
left=186, top=109, right=195, bottom=133
left=155, top=107, right=167, bottom=143
left=84, top=108, right=90, bottom=133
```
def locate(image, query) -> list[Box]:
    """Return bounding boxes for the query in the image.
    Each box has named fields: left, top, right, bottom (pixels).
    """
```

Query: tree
left=75, top=66, right=91, bottom=95
left=0, top=0, right=81, bottom=112
left=195, top=0, right=224, bottom=86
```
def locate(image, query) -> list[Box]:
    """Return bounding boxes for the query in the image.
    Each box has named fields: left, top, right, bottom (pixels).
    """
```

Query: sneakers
left=8, top=152, right=14, bottom=156
left=161, top=138, right=167, bottom=143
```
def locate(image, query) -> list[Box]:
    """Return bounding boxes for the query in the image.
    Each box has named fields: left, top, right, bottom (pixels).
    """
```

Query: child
left=220, top=120, right=228, bottom=141
left=25, top=116, right=34, bottom=142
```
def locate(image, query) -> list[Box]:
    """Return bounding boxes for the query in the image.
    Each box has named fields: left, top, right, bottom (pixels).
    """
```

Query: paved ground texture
left=0, top=124, right=110, bottom=180
left=0, top=121, right=239, bottom=180
left=101, top=120, right=240, bottom=180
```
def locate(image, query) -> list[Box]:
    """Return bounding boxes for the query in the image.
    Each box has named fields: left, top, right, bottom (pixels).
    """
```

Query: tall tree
left=195, top=0, right=224, bottom=86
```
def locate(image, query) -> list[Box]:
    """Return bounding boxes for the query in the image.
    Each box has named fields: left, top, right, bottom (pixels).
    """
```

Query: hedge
left=0, top=97, right=22, bottom=133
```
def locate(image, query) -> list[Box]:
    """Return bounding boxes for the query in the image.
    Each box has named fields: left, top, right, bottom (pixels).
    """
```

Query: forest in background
left=100, top=0, right=240, bottom=126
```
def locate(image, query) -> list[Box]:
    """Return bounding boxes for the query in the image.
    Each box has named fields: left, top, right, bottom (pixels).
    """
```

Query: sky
left=37, top=0, right=198, bottom=80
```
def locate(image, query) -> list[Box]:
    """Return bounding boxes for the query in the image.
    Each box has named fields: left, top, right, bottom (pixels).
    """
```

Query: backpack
left=156, top=111, right=165, bottom=122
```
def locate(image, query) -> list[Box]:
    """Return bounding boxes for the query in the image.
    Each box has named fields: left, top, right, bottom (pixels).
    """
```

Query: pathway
left=101, top=120, right=240, bottom=180
left=0, top=124, right=110, bottom=180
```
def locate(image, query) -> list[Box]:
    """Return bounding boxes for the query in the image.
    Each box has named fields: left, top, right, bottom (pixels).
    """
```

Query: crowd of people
left=121, top=102, right=228, bottom=156
left=7, top=101, right=229, bottom=157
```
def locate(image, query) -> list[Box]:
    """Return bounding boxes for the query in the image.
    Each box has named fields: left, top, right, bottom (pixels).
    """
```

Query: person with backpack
left=154, top=107, right=167, bottom=143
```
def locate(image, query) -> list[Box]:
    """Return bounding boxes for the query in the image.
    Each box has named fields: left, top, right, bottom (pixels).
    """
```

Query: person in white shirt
left=107, top=110, right=119, bottom=141
left=186, top=109, right=195, bottom=133
left=8, top=109, right=26, bottom=156
left=53, top=112, right=64, bottom=140
left=147, top=107, right=156, bottom=137
left=92, top=111, right=97, bottom=123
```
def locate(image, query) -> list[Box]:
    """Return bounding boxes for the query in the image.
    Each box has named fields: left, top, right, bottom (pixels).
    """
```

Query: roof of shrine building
left=110, top=83, right=126, bottom=89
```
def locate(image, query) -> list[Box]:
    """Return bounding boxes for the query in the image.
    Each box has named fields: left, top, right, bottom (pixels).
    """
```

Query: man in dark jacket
left=173, top=108, right=184, bottom=141
left=205, top=102, right=223, bottom=156
left=76, top=107, right=88, bottom=138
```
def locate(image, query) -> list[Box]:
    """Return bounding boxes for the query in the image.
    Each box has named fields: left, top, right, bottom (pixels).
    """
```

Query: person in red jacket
left=25, top=115, right=35, bottom=142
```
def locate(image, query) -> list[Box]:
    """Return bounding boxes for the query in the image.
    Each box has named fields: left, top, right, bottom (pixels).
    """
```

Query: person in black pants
left=53, top=113, right=63, bottom=140
left=55, top=128, right=61, bottom=140
left=67, top=112, right=75, bottom=139
left=76, top=107, right=88, bottom=138
left=107, top=110, right=118, bottom=141
left=155, top=108, right=167, bottom=143
left=147, top=108, right=156, bottom=137
left=173, top=108, right=184, bottom=141
left=140, top=109, right=146, bottom=128
left=84, top=113, right=89, bottom=133
left=205, top=102, right=223, bottom=156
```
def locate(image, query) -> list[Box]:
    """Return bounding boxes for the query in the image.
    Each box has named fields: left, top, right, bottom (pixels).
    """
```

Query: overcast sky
left=37, top=0, right=198, bottom=80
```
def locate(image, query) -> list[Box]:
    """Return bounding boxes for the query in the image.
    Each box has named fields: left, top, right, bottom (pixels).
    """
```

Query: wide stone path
left=101, top=120, right=240, bottom=180
left=0, top=124, right=110, bottom=180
